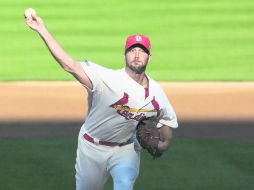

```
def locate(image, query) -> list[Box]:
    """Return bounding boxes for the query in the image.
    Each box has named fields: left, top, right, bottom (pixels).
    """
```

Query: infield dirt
left=1, top=81, right=253, bottom=122
left=0, top=82, right=253, bottom=140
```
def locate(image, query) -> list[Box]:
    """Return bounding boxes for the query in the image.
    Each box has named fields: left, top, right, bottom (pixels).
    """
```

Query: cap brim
left=125, top=44, right=150, bottom=55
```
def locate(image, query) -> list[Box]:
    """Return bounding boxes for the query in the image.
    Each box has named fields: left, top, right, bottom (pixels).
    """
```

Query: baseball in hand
left=24, top=8, right=36, bottom=18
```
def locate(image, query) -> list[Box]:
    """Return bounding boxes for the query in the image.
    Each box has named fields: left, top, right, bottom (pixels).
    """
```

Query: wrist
left=37, top=26, right=47, bottom=35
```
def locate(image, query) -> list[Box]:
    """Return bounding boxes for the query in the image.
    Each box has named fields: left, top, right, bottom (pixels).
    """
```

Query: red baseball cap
left=125, top=34, right=151, bottom=54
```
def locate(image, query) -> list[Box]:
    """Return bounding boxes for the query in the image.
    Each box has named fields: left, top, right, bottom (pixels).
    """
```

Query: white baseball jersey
left=79, top=61, right=178, bottom=143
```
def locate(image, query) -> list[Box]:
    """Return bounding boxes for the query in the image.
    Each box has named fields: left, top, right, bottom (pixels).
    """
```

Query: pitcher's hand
left=25, top=13, right=45, bottom=33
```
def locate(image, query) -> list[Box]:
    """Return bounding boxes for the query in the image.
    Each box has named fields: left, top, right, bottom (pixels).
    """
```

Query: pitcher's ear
left=148, top=54, right=152, bottom=62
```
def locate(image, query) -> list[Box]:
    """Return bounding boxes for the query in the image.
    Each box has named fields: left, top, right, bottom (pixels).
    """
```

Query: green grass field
left=0, top=137, right=253, bottom=190
left=1, top=1, right=254, bottom=189
left=1, top=0, right=254, bottom=81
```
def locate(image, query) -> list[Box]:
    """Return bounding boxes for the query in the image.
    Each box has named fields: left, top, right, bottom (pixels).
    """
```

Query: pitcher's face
left=125, top=47, right=151, bottom=74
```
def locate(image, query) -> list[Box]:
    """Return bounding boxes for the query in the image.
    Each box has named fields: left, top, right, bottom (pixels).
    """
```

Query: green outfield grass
left=0, top=137, right=253, bottom=190
left=0, top=0, right=253, bottom=81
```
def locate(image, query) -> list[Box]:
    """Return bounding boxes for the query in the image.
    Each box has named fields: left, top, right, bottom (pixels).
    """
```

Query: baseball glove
left=136, top=118, right=163, bottom=159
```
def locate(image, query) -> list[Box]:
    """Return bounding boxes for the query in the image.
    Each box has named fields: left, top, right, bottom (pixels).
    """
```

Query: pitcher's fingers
left=31, top=13, right=37, bottom=21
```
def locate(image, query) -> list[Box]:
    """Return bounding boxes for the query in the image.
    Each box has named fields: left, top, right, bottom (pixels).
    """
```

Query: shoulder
left=79, top=60, right=121, bottom=90
left=148, top=76, right=172, bottom=106
left=147, top=75, right=165, bottom=94
left=80, top=60, right=113, bottom=72
left=80, top=60, right=121, bottom=78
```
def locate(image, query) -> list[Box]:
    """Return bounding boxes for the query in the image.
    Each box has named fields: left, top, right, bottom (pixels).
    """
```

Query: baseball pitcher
left=25, top=10, right=178, bottom=190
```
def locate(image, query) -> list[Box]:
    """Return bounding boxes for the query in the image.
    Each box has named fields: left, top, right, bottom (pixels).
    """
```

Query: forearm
left=158, top=125, right=173, bottom=152
left=37, top=27, right=76, bottom=72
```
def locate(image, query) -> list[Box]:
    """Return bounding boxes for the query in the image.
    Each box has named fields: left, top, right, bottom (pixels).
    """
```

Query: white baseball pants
left=75, top=133, right=140, bottom=190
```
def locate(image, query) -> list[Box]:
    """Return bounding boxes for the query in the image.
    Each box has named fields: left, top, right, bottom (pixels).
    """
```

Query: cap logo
left=135, top=35, right=142, bottom=42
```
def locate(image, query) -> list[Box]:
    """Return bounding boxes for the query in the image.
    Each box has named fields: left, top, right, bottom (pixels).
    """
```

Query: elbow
left=62, top=60, right=77, bottom=73
left=63, top=64, right=74, bottom=73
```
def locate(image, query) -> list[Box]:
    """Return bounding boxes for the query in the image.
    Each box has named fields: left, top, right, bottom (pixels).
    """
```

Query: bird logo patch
left=110, top=92, right=160, bottom=121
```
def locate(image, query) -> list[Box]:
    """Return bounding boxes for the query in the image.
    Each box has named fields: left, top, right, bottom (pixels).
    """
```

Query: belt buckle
left=93, top=138, right=100, bottom=145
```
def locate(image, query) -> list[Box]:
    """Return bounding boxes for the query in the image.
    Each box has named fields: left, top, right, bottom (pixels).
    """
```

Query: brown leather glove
left=136, top=118, right=163, bottom=159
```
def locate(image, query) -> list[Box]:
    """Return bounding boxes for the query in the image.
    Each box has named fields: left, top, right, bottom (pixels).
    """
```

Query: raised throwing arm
left=24, top=12, right=93, bottom=90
